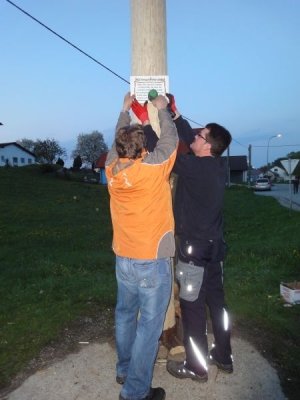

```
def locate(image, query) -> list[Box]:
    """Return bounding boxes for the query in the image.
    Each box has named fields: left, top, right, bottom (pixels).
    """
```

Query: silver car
left=254, top=178, right=271, bottom=191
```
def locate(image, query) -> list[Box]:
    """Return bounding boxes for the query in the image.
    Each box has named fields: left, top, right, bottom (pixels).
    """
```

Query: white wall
left=0, top=144, right=36, bottom=167
left=271, top=166, right=289, bottom=181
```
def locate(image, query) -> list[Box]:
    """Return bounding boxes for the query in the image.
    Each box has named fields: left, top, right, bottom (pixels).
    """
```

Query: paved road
left=254, top=183, right=300, bottom=211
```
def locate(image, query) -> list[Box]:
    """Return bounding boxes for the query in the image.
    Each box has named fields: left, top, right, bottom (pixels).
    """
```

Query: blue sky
left=1, top=0, right=300, bottom=168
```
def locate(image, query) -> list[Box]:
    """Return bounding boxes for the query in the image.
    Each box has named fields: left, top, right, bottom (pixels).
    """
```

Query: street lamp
left=266, top=133, right=282, bottom=168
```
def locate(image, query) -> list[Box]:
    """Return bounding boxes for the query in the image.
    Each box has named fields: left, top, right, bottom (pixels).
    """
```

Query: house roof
left=223, top=155, right=248, bottom=171
left=95, top=152, right=108, bottom=168
left=0, top=142, right=36, bottom=157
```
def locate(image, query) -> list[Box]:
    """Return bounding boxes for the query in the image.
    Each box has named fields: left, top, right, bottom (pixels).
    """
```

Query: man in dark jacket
left=166, top=95, right=233, bottom=382
left=131, top=94, right=233, bottom=382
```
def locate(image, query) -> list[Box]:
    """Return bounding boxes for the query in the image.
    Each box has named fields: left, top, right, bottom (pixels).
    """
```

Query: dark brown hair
left=115, top=124, right=146, bottom=159
left=206, top=123, right=232, bottom=157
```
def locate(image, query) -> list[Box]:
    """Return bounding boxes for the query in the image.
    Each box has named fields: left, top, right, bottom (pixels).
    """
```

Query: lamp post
left=266, top=134, right=282, bottom=168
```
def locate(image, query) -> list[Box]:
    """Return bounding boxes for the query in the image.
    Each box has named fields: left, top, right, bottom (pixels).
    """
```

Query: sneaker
left=166, top=360, right=208, bottom=382
left=116, top=375, right=126, bottom=385
left=119, top=387, right=166, bottom=400
left=208, top=352, right=233, bottom=373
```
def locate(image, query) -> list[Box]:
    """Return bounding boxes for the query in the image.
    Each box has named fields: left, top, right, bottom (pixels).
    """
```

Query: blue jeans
left=115, top=256, right=172, bottom=400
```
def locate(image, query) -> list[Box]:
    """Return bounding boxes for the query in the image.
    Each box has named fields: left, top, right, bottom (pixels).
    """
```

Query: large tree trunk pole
left=131, top=0, right=167, bottom=136
left=131, top=0, right=167, bottom=75
left=131, top=0, right=176, bottom=333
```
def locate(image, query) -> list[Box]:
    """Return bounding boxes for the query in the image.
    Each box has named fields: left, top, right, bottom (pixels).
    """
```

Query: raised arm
left=106, top=93, right=133, bottom=166
left=166, top=93, right=195, bottom=147
left=144, top=95, right=178, bottom=165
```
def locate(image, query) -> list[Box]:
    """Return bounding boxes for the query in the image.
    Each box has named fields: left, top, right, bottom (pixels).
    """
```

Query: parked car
left=253, top=178, right=271, bottom=191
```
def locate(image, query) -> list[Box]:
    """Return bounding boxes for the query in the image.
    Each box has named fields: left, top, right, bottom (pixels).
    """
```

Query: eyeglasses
left=195, top=132, right=209, bottom=143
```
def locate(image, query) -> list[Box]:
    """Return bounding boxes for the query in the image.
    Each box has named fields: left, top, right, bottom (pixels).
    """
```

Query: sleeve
left=174, top=116, right=195, bottom=146
left=105, top=111, right=131, bottom=166
left=144, top=109, right=178, bottom=165
left=143, top=124, right=159, bottom=152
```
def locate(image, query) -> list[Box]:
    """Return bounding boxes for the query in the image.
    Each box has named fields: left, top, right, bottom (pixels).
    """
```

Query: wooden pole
left=131, top=0, right=176, bottom=337
left=131, top=0, right=167, bottom=76
left=131, top=0, right=167, bottom=136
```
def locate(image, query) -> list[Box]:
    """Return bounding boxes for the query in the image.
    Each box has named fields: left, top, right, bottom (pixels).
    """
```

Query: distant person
left=105, top=93, right=178, bottom=400
left=293, top=176, right=299, bottom=194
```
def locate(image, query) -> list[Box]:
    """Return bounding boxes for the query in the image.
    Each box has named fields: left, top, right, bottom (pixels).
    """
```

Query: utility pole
left=248, top=144, right=252, bottom=187
left=131, top=0, right=167, bottom=76
left=226, top=146, right=231, bottom=187
left=131, top=0, right=176, bottom=342
left=131, top=0, right=168, bottom=136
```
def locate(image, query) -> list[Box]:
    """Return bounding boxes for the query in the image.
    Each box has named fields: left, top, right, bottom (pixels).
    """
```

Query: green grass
left=0, top=168, right=299, bottom=398
left=224, top=185, right=300, bottom=398
left=0, top=166, right=115, bottom=387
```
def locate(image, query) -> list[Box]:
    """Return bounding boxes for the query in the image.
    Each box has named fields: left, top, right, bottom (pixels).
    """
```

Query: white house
left=0, top=142, right=36, bottom=167
left=270, top=166, right=289, bottom=182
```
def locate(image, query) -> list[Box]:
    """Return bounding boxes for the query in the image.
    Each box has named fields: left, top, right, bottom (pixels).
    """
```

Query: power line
left=5, top=0, right=129, bottom=85
left=231, top=139, right=248, bottom=148
left=6, top=0, right=249, bottom=132
left=253, top=144, right=300, bottom=148
left=5, top=0, right=207, bottom=127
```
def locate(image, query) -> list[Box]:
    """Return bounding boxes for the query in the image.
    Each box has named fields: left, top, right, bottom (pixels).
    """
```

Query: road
left=254, top=183, right=300, bottom=212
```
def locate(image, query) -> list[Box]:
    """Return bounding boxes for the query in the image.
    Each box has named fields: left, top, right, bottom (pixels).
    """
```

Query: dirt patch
left=1, top=309, right=299, bottom=400
left=231, top=318, right=300, bottom=400
left=0, top=308, right=114, bottom=400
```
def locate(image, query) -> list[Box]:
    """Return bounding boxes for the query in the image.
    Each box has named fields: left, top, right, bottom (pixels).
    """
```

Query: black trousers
left=179, top=261, right=232, bottom=374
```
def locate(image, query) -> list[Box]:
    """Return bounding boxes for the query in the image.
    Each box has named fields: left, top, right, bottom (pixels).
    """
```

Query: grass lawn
left=224, top=185, right=300, bottom=399
left=0, top=166, right=299, bottom=398
left=0, top=166, right=115, bottom=387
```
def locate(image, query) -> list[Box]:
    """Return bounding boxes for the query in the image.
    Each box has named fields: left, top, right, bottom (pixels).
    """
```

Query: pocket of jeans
left=116, top=256, right=136, bottom=284
left=176, top=260, right=204, bottom=302
left=134, top=260, right=158, bottom=289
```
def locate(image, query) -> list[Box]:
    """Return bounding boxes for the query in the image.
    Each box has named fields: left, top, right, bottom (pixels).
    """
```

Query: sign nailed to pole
left=130, top=75, right=169, bottom=103
left=280, top=159, right=300, bottom=174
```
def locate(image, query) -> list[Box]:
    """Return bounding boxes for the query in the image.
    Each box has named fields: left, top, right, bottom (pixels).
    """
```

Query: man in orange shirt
left=105, top=93, right=178, bottom=400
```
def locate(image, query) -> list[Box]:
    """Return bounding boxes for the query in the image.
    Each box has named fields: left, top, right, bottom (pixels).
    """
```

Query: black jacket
left=143, top=116, right=227, bottom=263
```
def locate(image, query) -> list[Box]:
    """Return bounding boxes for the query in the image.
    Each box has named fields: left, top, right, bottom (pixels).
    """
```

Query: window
left=21, top=157, right=25, bottom=164
left=28, top=158, right=32, bottom=164
left=13, top=157, right=18, bottom=164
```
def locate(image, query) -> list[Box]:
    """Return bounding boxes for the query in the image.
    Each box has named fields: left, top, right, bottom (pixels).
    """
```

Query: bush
left=39, top=163, right=61, bottom=174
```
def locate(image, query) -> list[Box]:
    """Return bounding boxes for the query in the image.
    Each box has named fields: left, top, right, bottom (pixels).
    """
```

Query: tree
left=56, top=157, right=65, bottom=167
left=17, top=138, right=36, bottom=153
left=73, top=155, right=82, bottom=170
left=287, top=150, right=300, bottom=159
left=72, top=131, right=108, bottom=168
left=34, top=138, right=66, bottom=164
left=287, top=151, right=300, bottom=175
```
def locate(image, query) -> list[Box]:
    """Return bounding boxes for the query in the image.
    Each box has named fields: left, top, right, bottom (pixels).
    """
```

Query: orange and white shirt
left=106, top=109, right=178, bottom=259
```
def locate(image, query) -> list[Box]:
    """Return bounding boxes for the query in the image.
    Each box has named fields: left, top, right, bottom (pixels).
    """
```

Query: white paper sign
left=280, top=159, right=300, bottom=174
left=130, top=75, right=169, bottom=103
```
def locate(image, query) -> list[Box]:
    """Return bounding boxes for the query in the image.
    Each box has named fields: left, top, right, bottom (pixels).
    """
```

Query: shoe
left=116, top=375, right=126, bottom=384
left=166, top=360, right=208, bottom=382
left=208, top=352, right=233, bottom=373
left=119, top=387, right=166, bottom=400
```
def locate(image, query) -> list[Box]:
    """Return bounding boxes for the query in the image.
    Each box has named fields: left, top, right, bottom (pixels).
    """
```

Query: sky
left=1, top=0, right=300, bottom=168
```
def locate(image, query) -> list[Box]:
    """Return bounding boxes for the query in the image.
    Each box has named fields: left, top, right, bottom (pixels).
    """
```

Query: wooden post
left=131, top=0, right=177, bottom=339
left=131, top=0, right=167, bottom=136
